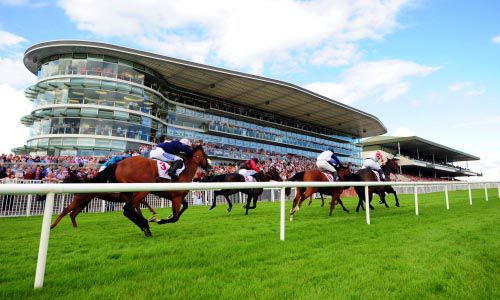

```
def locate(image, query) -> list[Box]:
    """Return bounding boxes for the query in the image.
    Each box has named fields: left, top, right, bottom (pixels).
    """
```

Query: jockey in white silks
left=316, top=149, right=343, bottom=180
left=362, top=150, right=385, bottom=181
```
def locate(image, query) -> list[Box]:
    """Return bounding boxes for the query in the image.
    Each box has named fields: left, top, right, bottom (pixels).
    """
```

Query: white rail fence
left=1, top=179, right=497, bottom=217
left=0, top=180, right=498, bottom=289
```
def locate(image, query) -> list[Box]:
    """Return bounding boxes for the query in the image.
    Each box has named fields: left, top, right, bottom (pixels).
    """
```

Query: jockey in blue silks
left=149, top=138, right=194, bottom=179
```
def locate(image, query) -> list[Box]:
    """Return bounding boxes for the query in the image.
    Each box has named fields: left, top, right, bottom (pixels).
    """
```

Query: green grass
left=0, top=189, right=499, bottom=300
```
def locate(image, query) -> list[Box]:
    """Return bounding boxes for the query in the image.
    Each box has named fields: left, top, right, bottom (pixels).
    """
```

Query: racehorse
left=206, top=168, right=282, bottom=215
left=54, top=145, right=209, bottom=237
left=287, top=165, right=352, bottom=220
left=50, top=173, right=157, bottom=230
left=351, top=157, right=400, bottom=212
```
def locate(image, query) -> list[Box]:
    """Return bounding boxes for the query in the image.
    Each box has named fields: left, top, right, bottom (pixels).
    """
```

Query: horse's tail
left=285, top=171, right=305, bottom=196
left=91, top=164, right=118, bottom=183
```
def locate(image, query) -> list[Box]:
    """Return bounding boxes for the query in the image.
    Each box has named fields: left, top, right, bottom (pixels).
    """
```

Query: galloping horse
left=50, top=174, right=157, bottom=230
left=287, top=165, right=352, bottom=220
left=207, top=168, right=282, bottom=215
left=351, top=157, right=400, bottom=212
left=53, top=145, right=209, bottom=236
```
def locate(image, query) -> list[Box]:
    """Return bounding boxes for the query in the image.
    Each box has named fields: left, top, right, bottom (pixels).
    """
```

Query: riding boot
left=168, top=161, right=184, bottom=180
left=378, top=169, right=386, bottom=181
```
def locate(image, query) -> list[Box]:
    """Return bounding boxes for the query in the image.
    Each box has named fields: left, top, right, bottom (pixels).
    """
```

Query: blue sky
left=0, top=0, right=499, bottom=179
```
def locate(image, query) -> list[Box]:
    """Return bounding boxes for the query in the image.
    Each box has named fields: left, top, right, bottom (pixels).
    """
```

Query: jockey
left=316, top=149, right=343, bottom=180
left=362, top=150, right=385, bottom=181
left=238, top=158, right=261, bottom=177
left=149, top=138, right=194, bottom=179
left=98, top=152, right=132, bottom=172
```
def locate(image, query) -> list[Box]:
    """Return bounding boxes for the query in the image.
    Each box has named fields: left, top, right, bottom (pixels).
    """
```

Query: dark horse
left=53, top=145, right=209, bottom=237
left=50, top=172, right=158, bottom=229
left=207, top=168, right=282, bottom=215
left=287, top=165, right=352, bottom=220
left=350, top=157, right=400, bottom=212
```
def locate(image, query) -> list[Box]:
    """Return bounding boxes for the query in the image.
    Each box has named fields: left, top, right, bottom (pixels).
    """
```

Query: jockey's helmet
left=376, top=150, right=383, bottom=160
left=329, top=148, right=336, bottom=154
left=252, top=157, right=260, bottom=163
left=179, top=138, right=192, bottom=147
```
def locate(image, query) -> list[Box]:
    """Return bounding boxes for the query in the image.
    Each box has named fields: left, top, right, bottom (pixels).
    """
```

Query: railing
left=0, top=180, right=498, bottom=289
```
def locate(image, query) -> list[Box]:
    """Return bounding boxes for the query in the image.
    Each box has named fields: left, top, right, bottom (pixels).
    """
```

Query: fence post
left=239, top=192, right=243, bottom=204
left=280, top=187, right=285, bottom=241
left=414, top=185, right=419, bottom=216
left=365, top=185, right=370, bottom=225
left=445, top=185, right=449, bottom=210
left=101, top=200, right=106, bottom=212
left=34, top=192, right=55, bottom=289
left=498, top=183, right=500, bottom=199
left=271, top=189, right=275, bottom=202
left=161, top=198, right=165, bottom=208
left=468, top=184, right=472, bottom=206
left=26, top=194, right=32, bottom=217
left=484, top=184, right=488, bottom=201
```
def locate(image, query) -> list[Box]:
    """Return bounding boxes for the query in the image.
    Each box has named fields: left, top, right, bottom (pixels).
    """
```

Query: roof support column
left=397, top=142, right=402, bottom=174
left=432, top=152, right=435, bottom=164
left=416, top=147, right=419, bottom=160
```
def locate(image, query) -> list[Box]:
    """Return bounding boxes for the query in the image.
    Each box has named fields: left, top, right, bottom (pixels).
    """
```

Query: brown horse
left=53, top=145, right=209, bottom=237
left=351, top=157, right=400, bottom=212
left=50, top=175, right=157, bottom=229
left=287, top=166, right=352, bottom=221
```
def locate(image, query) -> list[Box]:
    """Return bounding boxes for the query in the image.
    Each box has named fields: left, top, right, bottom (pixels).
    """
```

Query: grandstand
left=14, top=40, right=386, bottom=167
left=362, top=136, right=481, bottom=180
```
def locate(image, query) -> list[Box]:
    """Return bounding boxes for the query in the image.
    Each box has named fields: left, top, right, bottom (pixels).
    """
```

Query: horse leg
left=69, top=200, right=91, bottom=228
left=307, top=194, right=313, bottom=206
left=321, top=194, right=325, bottom=208
left=337, top=198, right=349, bottom=213
left=290, top=188, right=314, bottom=221
left=245, top=194, right=252, bottom=215
left=209, top=191, right=220, bottom=210
left=157, top=196, right=182, bottom=224
left=179, top=199, right=189, bottom=217
left=224, top=192, right=233, bottom=212
left=329, top=197, right=336, bottom=216
left=123, top=192, right=151, bottom=237
left=392, top=190, right=400, bottom=207
left=355, top=187, right=364, bottom=213
left=51, top=194, right=91, bottom=229
left=290, top=189, right=305, bottom=221
left=380, top=192, right=389, bottom=208
left=143, top=200, right=157, bottom=215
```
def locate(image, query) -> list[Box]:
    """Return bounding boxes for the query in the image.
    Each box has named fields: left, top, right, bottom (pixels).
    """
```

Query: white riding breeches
left=149, top=147, right=182, bottom=162
left=316, top=159, right=337, bottom=173
left=362, top=159, right=385, bottom=180
left=238, top=169, right=257, bottom=177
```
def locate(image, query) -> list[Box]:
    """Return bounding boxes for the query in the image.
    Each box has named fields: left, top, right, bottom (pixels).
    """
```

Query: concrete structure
left=362, top=136, right=480, bottom=178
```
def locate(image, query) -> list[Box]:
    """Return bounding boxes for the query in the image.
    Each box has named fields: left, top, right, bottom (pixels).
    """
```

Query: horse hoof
left=378, top=200, right=383, bottom=204
left=209, top=207, right=215, bottom=210
left=143, top=228, right=152, bottom=237
left=396, top=203, right=400, bottom=207
left=227, top=208, right=232, bottom=213
left=148, top=216, right=158, bottom=223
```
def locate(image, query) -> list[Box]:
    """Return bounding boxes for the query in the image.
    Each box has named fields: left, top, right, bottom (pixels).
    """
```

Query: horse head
left=384, top=158, right=399, bottom=174
left=265, top=168, right=282, bottom=182
left=191, top=144, right=210, bottom=171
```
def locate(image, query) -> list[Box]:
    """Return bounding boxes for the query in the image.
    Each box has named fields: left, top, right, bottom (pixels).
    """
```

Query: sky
left=0, top=0, right=499, bottom=180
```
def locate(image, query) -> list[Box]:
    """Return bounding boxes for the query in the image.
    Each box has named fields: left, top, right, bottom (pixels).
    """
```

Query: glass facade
left=18, top=51, right=363, bottom=166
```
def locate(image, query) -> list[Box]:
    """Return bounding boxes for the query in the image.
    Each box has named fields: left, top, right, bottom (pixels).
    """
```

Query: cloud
left=448, top=81, right=485, bottom=97
left=59, top=0, right=414, bottom=73
left=492, top=35, right=500, bottom=44
left=391, top=127, right=415, bottom=136
left=448, top=81, right=472, bottom=92
left=0, top=57, right=37, bottom=88
left=465, top=88, right=485, bottom=97
left=303, top=59, right=438, bottom=104
left=0, top=30, right=27, bottom=49
left=462, top=151, right=500, bottom=181
left=0, top=84, right=32, bottom=153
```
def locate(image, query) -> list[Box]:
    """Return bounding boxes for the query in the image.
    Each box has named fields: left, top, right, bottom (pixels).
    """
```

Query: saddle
left=156, top=161, right=172, bottom=180
left=321, top=172, right=335, bottom=182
